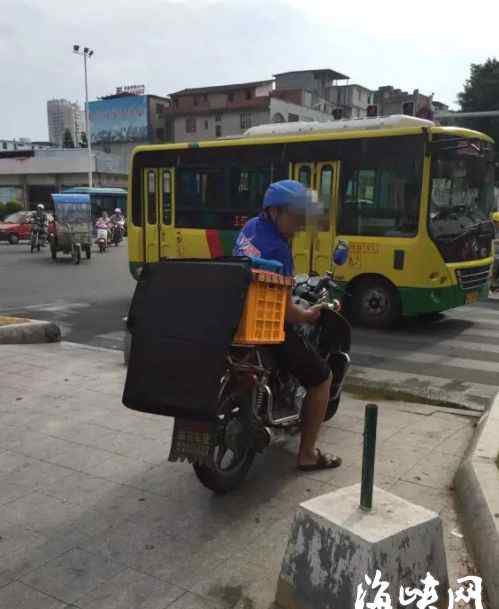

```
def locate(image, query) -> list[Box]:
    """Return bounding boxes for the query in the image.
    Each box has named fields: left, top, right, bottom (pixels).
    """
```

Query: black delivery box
left=122, top=258, right=251, bottom=420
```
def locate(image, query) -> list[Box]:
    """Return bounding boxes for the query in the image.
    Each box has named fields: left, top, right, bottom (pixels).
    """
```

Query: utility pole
left=73, top=45, right=94, bottom=187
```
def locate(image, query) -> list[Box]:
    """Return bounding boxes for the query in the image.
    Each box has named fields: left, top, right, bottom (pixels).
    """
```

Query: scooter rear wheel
left=193, top=389, right=255, bottom=494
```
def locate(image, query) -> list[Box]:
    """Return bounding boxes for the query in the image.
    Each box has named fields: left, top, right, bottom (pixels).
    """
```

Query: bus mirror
left=333, top=240, right=349, bottom=266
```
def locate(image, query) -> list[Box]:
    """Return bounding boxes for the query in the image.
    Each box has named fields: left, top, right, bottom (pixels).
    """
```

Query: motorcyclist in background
left=110, top=208, right=125, bottom=244
left=233, top=179, right=342, bottom=472
left=32, top=204, right=48, bottom=246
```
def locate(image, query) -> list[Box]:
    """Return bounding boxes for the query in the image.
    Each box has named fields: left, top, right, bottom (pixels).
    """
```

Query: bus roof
left=131, top=115, right=494, bottom=158
left=63, top=187, right=127, bottom=195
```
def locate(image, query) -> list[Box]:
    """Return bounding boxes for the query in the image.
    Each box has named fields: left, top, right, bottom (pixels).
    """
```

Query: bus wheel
left=352, top=278, right=400, bottom=329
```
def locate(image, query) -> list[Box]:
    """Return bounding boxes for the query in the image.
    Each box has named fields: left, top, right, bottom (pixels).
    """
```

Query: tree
left=80, top=131, right=88, bottom=148
left=457, top=58, right=499, bottom=146
left=63, top=129, right=75, bottom=148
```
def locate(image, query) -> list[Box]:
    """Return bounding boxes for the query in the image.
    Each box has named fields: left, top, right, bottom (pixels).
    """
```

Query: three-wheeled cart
left=49, top=194, right=93, bottom=264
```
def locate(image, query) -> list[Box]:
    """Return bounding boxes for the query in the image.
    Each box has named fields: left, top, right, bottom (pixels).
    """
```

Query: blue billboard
left=88, top=96, right=148, bottom=144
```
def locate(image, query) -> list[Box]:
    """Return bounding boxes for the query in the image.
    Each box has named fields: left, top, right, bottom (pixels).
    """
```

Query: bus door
left=143, top=168, right=176, bottom=263
left=292, top=161, right=340, bottom=275
left=292, top=164, right=315, bottom=273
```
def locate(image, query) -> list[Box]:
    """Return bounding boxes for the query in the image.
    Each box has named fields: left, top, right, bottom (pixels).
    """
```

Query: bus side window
left=230, top=167, right=270, bottom=213
left=339, top=163, right=421, bottom=237
left=318, top=165, right=333, bottom=230
left=162, top=171, right=172, bottom=225
left=298, top=166, right=312, bottom=187
left=147, top=170, right=156, bottom=224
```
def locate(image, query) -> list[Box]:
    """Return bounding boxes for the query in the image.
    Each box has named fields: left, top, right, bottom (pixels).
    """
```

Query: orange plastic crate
left=233, top=269, right=292, bottom=345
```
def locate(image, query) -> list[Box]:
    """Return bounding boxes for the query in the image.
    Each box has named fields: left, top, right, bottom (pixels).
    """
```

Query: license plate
left=465, top=291, right=480, bottom=304
left=168, top=418, right=216, bottom=464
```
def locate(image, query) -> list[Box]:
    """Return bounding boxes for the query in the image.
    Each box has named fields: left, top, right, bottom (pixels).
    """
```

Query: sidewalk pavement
left=0, top=342, right=479, bottom=609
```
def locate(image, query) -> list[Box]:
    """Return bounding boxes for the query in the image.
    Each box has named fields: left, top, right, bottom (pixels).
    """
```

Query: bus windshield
left=429, top=155, right=495, bottom=239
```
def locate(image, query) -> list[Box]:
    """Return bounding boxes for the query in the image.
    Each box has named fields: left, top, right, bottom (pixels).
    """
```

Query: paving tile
left=401, top=450, right=463, bottom=490
left=20, top=547, right=125, bottom=604
left=81, top=453, right=159, bottom=484
left=0, top=491, right=79, bottom=534
left=374, top=445, right=424, bottom=481
left=389, top=480, right=451, bottom=513
left=165, top=592, right=219, bottom=609
left=0, top=458, right=73, bottom=491
left=0, top=479, right=35, bottom=506
left=189, top=558, right=275, bottom=609
left=0, top=450, right=40, bottom=480
left=0, top=580, right=71, bottom=609
left=77, top=567, right=183, bottom=609
left=41, top=471, right=131, bottom=508
left=0, top=523, right=85, bottom=588
left=238, top=514, right=294, bottom=575
left=436, top=425, right=475, bottom=457
left=79, top=514, right=183, bottom=572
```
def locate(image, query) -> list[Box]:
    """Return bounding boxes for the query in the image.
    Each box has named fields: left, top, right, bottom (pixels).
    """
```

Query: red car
left=0, top=211, right=54, bottom=244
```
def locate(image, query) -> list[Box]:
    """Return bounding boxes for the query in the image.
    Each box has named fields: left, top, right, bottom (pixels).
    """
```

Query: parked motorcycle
left=170, top=244, right=351, bottom=493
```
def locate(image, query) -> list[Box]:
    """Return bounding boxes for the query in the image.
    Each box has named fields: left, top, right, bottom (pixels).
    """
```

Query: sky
left=2, top=0, right=499, bottom=140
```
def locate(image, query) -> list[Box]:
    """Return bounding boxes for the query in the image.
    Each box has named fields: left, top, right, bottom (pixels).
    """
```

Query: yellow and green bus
left=127, top=115, right=496, bottom=328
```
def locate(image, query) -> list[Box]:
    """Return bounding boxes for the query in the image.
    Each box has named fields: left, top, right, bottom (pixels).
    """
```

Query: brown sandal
left=297, top=448, right=342, bottom=471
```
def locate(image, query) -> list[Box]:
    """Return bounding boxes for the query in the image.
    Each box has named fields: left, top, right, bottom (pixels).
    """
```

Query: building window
left=215, top=125, right=222, bottom=138
left=245, top=89, right=252, bottom=100
left=193, top=96, right=199, bottom=106
left=204, top=120, right=209, bottom=130
left=186, top=117, right=196, bottom=133
left=228, top=92, right=234, bottom=102
left=240, top=112, right=252, bottom=129
left=288, top=113, right=299, bottom=122
left=203, top=94, right=208, bottom=102
left=215, top=114, right=222, bottom=122
left=156, top=128, right=165, bottom=140
left=156, top=103, right=164, bottom=115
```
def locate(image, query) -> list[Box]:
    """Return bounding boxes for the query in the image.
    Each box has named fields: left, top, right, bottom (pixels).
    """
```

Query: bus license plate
left=465, top=292, right=479, bottom=304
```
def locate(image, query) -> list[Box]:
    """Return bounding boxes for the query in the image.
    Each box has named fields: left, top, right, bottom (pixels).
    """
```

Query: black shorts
left=273, top=325, right=331, bottom=389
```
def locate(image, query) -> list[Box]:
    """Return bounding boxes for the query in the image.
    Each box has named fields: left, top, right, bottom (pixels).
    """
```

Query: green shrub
left=0, top=203, right=6, bottom=221
left=5, top=201, right=23, bottom=216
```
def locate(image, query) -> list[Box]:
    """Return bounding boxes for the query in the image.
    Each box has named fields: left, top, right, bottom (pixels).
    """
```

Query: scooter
left=95, top=223, right=108, bottom=253
left=169, top=243, right=351, bottom=493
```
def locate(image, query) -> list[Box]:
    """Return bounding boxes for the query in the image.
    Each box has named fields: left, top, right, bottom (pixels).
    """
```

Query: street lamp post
left=73, top=45, right=94, bottom=188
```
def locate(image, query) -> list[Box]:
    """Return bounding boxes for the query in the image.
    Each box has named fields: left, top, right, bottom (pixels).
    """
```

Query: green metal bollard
left=360, top=403, right=378, bottom=512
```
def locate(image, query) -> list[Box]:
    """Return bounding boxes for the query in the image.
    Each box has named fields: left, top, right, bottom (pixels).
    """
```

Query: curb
left=344, top=370, right=487, bottom=414
left=0, top=319, right=61, bottom=344
left=454, top=393, right=499, bottom=609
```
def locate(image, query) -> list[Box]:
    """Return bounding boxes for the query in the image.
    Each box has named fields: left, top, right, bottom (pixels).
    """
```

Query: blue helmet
left=263, top=180, right=312, bottom=213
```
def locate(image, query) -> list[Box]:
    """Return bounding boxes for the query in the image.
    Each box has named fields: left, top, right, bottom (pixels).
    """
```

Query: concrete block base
left=0, top=319, right=61, bottom=344
left=275, top=484, right=448, bottom=609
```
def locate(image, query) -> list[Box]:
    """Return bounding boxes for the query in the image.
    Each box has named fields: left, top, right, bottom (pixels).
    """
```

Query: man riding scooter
left=109, top=208, right=125, bottom=246
left=233, top=179, right=342, bottom=472
left=31, top=203, right=48, bottom=247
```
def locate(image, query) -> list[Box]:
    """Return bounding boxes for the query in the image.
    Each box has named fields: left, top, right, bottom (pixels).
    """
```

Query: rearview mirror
left=492, top=211, right=499, bottom=225
left=333, top=240, right=349, bottom=266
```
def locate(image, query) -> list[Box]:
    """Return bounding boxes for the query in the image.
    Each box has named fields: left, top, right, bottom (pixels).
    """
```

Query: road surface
left=2, top=241, right=498, bottom=408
